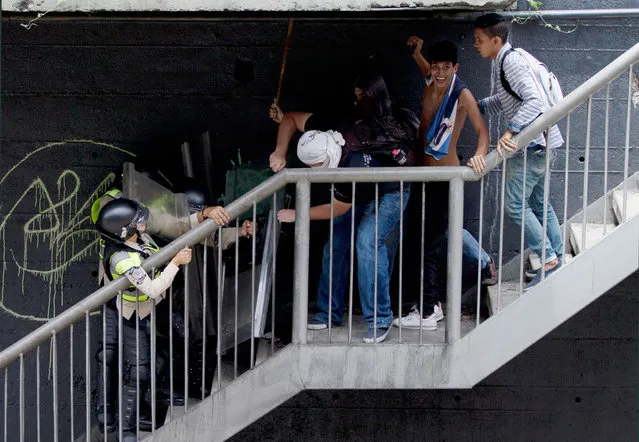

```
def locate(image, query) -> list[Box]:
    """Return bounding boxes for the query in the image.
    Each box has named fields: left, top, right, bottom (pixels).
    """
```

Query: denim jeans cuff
left=543, top=253, right=558, bottom=264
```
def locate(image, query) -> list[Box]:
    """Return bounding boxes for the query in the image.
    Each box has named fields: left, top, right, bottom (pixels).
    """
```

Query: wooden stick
left=275, top=18, right=294, bottom=106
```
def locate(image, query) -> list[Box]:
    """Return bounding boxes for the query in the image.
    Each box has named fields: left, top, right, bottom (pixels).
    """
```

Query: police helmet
left=183, top=188, right=208, bottom=214
left=96, top=198, right=150, bottom=241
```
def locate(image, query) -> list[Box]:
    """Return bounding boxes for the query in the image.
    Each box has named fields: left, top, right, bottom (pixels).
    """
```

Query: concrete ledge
left=4, top=0, right=516, bottom=12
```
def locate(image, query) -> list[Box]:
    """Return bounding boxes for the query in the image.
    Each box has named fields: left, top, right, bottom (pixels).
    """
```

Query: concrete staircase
left=487, top=172, right=639, bottom=314
left=142, top=175, right=639, bottom=442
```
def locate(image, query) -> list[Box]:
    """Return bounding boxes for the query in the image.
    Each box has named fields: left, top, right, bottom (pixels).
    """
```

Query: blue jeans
left=314, top=186, right=410, bottom=329
left=504, top=148, right=563, bottom=264
left=443, top=229, right=491, bottom=269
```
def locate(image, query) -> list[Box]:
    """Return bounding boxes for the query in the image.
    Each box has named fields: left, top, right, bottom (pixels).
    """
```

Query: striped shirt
left=478, top=42, right=564, bottom=149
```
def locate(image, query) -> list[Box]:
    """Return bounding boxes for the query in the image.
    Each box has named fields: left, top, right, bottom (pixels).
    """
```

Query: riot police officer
left=95, top=198, right=192, bottom=441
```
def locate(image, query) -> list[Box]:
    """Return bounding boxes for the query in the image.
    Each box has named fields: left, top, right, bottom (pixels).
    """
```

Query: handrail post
left=446, top=177, right=464, bottom=344
left=292, top=180, right=311, bottom=344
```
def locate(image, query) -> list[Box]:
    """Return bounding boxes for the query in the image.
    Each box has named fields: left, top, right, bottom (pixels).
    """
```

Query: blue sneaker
left=525, top=260, right=562, bottom=291
left=363, top=327, right=391, bottom=344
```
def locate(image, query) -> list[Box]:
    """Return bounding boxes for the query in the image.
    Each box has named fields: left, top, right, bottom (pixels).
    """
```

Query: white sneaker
left=433, top=303, right=444, bottom=322
left=392, top=308, right=437, bottom=331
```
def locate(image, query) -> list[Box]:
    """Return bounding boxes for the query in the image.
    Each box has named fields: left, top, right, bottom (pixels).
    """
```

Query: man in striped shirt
left=474, top=13, right=564, bottom=289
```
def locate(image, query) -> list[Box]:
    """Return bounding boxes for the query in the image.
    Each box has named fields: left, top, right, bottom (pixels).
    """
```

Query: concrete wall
left=0, top=2, right=637, bottom=440
left=232, top=271, right=639, bottom=441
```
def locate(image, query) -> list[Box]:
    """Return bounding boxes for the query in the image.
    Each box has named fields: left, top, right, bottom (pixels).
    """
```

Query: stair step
left=612, top=188, right=639, bottom=223
left=569, top=222, right=617, bottom=255
left=486, top=281, right=521, bottom=315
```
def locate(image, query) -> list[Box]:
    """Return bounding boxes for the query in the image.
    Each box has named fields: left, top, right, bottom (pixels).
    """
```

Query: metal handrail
left=1, top=41, right=637, bottom=369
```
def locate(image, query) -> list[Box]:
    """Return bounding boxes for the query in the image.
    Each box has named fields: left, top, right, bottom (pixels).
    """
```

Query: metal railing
left=0, top=42, right=637, bottom=442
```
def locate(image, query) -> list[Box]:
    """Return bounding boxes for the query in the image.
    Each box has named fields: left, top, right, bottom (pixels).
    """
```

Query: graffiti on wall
left=0, top=139, right=135, bottom=322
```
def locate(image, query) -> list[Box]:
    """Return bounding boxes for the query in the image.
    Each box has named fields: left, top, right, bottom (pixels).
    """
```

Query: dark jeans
left=314, top=186, right=411, bottom=329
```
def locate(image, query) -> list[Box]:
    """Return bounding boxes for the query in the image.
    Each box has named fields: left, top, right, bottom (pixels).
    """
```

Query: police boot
left=95, top=346, right=116, bottom=428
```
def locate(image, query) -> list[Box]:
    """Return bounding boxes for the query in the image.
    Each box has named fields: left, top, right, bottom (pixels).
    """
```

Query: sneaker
left=433, top=303, right=445, bottom=321
left=363, top=326, right=391, bottom=344
left=481, top=257, right=498, bottom=286
left=392, top=307, right=437, bottom=330
left=524, top=260, right=562, bottom=291
left=525, top=268, right=538, bottom=281
left=307, top=318, right=328, bottom=330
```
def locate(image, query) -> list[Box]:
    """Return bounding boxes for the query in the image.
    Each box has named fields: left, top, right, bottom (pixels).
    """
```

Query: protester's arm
left=270, top=111, right=313, bottom=172
left=193, top=207, right=254, bottom=249
left=277, top=198, right=351, bottom=223
left=478, top=94, right=503, bottom=116
left=461, top=89, right=490, bottom=175
left=407, top=36, right=430, bottom=78
left=503, top=52, right=545, bottom=134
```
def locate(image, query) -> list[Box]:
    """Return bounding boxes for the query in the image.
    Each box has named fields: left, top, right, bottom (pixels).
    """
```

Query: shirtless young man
left=394, top=39, right=493, bottom=331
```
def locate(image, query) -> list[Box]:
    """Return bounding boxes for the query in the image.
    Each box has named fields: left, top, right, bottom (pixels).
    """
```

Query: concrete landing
left=486, top=281, right=521, bottom=315
left=306, top=314, right=477, bottom=345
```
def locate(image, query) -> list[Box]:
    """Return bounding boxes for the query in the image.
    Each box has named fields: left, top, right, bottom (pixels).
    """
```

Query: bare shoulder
left=458, top=88, right=478, bottom=108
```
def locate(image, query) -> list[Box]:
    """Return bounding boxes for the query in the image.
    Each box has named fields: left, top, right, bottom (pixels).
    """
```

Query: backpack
left=348, top=107, right=420, bottom=166
left=500, top=48, right=564, bottom=110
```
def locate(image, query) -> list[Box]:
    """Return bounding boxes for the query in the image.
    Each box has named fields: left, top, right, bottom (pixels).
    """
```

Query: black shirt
left=304, top=113, right=402, bottom=204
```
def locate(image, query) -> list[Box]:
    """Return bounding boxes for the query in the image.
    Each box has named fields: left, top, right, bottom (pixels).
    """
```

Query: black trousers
left=97, top=303, right=150, bottom=435
left=404, top=181, right=449, bottom=316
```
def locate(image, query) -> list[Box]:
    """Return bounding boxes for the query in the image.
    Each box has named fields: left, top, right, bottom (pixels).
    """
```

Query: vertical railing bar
left=563, top=114, right=571, bottom=260
left=3, top=366, right=7, bottom=442
left=135, top=293, right=140, bottom=440
left=419, top=182, right=425, bottom=344
left=497, top=157, right=507, bottom=311
left=292, top=180, right=311, bottom=344
left=348, top=182, right=356, bottom=344
left=519, top=145, right=528, bottom=297
left=250, top=203, right=257, bottom=369
left=203, top=237, right=209, bottom=398
left=234, top=222, right=239, bottom=380
left=446, top=178, right=465, bottom=343
left=271, top=193, right=277, bottom=353
left=476, top=177, right=485, bottom=326
left=398, top=180, right=404, bottom=343
left=169, top=286, right=174, bottom=420
left=622, top=64, right=634, bottom=223
left=118, top=294, right=123, bottom=442
left=541, top=128, right=553, bottom=282
left=603, top=85, right=610, bottom=235
left=217, top=229, right=223, bottom=391
left=36, top=346, right=41, bottom=442
left=52, top=330, right=58, bottom=442
left=580, top=97, right=593, bottom=260
left=69, top=324, right=74, bottom=441
left=85, top=311, right=90, bottom=442
left=184, top=263, right=190, bottom=413
left=328, top=184, right=334, bottom=343
left=19, top=354, right=24, bottom=442
left=373, top=183, right=379, bottom=342
left=102, top=304, right=107, bottom=439
left=150, top=288, right=157, bottom=433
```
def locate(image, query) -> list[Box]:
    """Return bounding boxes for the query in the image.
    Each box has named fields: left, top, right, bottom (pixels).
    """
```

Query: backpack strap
left=500, top=48, right=523, bottom=102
